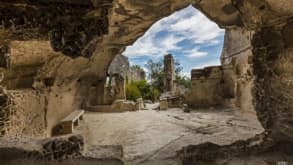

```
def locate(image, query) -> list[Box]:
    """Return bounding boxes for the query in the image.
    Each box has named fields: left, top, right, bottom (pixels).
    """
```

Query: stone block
left=136, top=98, right=144, bottom=110
left=159, top=99, right=168, bottom=110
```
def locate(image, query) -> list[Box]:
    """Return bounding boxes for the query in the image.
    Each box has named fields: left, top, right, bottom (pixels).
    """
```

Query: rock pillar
left=163, top=54, right=175, bottom=92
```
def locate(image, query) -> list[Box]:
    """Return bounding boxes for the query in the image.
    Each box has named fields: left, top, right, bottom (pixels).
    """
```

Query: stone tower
left=163, top=54, right=175, bottom=92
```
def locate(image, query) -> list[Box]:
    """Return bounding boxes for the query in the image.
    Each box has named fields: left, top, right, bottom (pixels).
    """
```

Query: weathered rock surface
left=0, top=134, right=124, bottom=165
left=108, top=55, right=130, bottom=78
left=0, top=1, right=110, bottom=58
left=5, top=90, right=46, bottom=137
left=108, top=54, right=145, bottom=82
left=0, top=134, right=84, bottom=161
left=0, top=0, right=292, bottom=164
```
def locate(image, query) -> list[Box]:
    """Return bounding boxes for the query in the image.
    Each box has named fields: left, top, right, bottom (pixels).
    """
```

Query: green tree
left=175, top=60, right=183, bottom=76
left=174, top=60, right=191, bottom=88
left=126, top=80, right=160, bottom=102
left=132, top=58, right=191, bottom=102
left=176, top=75, right=191, bottom=88
left=132, top=65, right=145, bottom=73
left=145, top=59, right=163, bottom=82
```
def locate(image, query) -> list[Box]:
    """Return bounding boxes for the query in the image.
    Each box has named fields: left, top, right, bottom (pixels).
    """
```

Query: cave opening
left=80, top=6, right=264, bottom=163
left=0, top=1, right=292, bottom=165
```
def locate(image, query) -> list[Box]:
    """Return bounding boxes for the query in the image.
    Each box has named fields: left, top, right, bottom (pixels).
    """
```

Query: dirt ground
left=76, top=104, right=264, bottom=164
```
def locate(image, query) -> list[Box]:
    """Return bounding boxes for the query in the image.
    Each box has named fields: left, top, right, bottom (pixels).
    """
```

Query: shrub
left=126, top=83, right=141, bottom=101
left=126, top=80, right=161, bottom=102
left=150, top=88, right=160, bottom=102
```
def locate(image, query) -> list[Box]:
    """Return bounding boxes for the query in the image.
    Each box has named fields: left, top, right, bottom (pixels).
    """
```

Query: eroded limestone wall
left=221, top=28, right=255, bottom=113
left=6, top=90, right=46, bottom=137
left=0, top=40, right=94, bottom=137
left=2, top=41, right=60, bottom=89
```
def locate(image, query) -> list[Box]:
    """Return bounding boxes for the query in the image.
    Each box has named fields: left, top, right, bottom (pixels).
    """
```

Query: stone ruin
left=159, top=54, right=185, bottom=110
left=0, top=0, right=291, bottom=164
left=85, top=54, right=145, bottom=112
left=128, top=66, right=146, bottom=83
left=185, top=28, right=256, bottom=113
left=185, top=65, right=235, bottom=108
left=163, top=54, right=176, bottom=92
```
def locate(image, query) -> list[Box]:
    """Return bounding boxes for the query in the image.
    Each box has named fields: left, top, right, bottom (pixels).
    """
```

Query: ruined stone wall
left=186, top=27, right=257, bottom=112
left=186, top=66, right=225, bottom=107
left=128, top=66, right=146, bottom=82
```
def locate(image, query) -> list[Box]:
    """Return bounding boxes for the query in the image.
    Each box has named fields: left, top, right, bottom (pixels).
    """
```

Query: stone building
left=160, top=54, right=184, bottom=109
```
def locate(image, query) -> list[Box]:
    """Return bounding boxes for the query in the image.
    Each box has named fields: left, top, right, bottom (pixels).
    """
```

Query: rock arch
left=0, top=0, right=292, bottom=163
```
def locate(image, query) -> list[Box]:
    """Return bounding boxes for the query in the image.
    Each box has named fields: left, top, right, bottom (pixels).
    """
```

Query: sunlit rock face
left=0, top=0, right=292, bottom=163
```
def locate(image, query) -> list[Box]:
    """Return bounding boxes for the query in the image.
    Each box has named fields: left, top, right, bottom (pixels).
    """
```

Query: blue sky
left=122, top=6, right=224, bottom=78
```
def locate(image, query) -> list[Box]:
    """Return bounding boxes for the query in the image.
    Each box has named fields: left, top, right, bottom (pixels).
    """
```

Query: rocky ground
left=76, top=104, right=265, bottom=164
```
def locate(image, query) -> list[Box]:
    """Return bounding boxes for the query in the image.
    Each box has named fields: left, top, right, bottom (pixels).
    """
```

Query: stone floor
left=76, top=104, right=264, bottom=164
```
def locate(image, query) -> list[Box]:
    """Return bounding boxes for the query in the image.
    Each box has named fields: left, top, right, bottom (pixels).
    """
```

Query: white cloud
left=184, top=48, right=208, bottom=58
left=181, top=72, right=191, bottom=78
left=142, top=67, right=149, bottom=73
left=192, top=59, right=221, bottom=69
left=160, top=35, right=184, bottom=50
left=123, top=5, right=224, bottom=58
